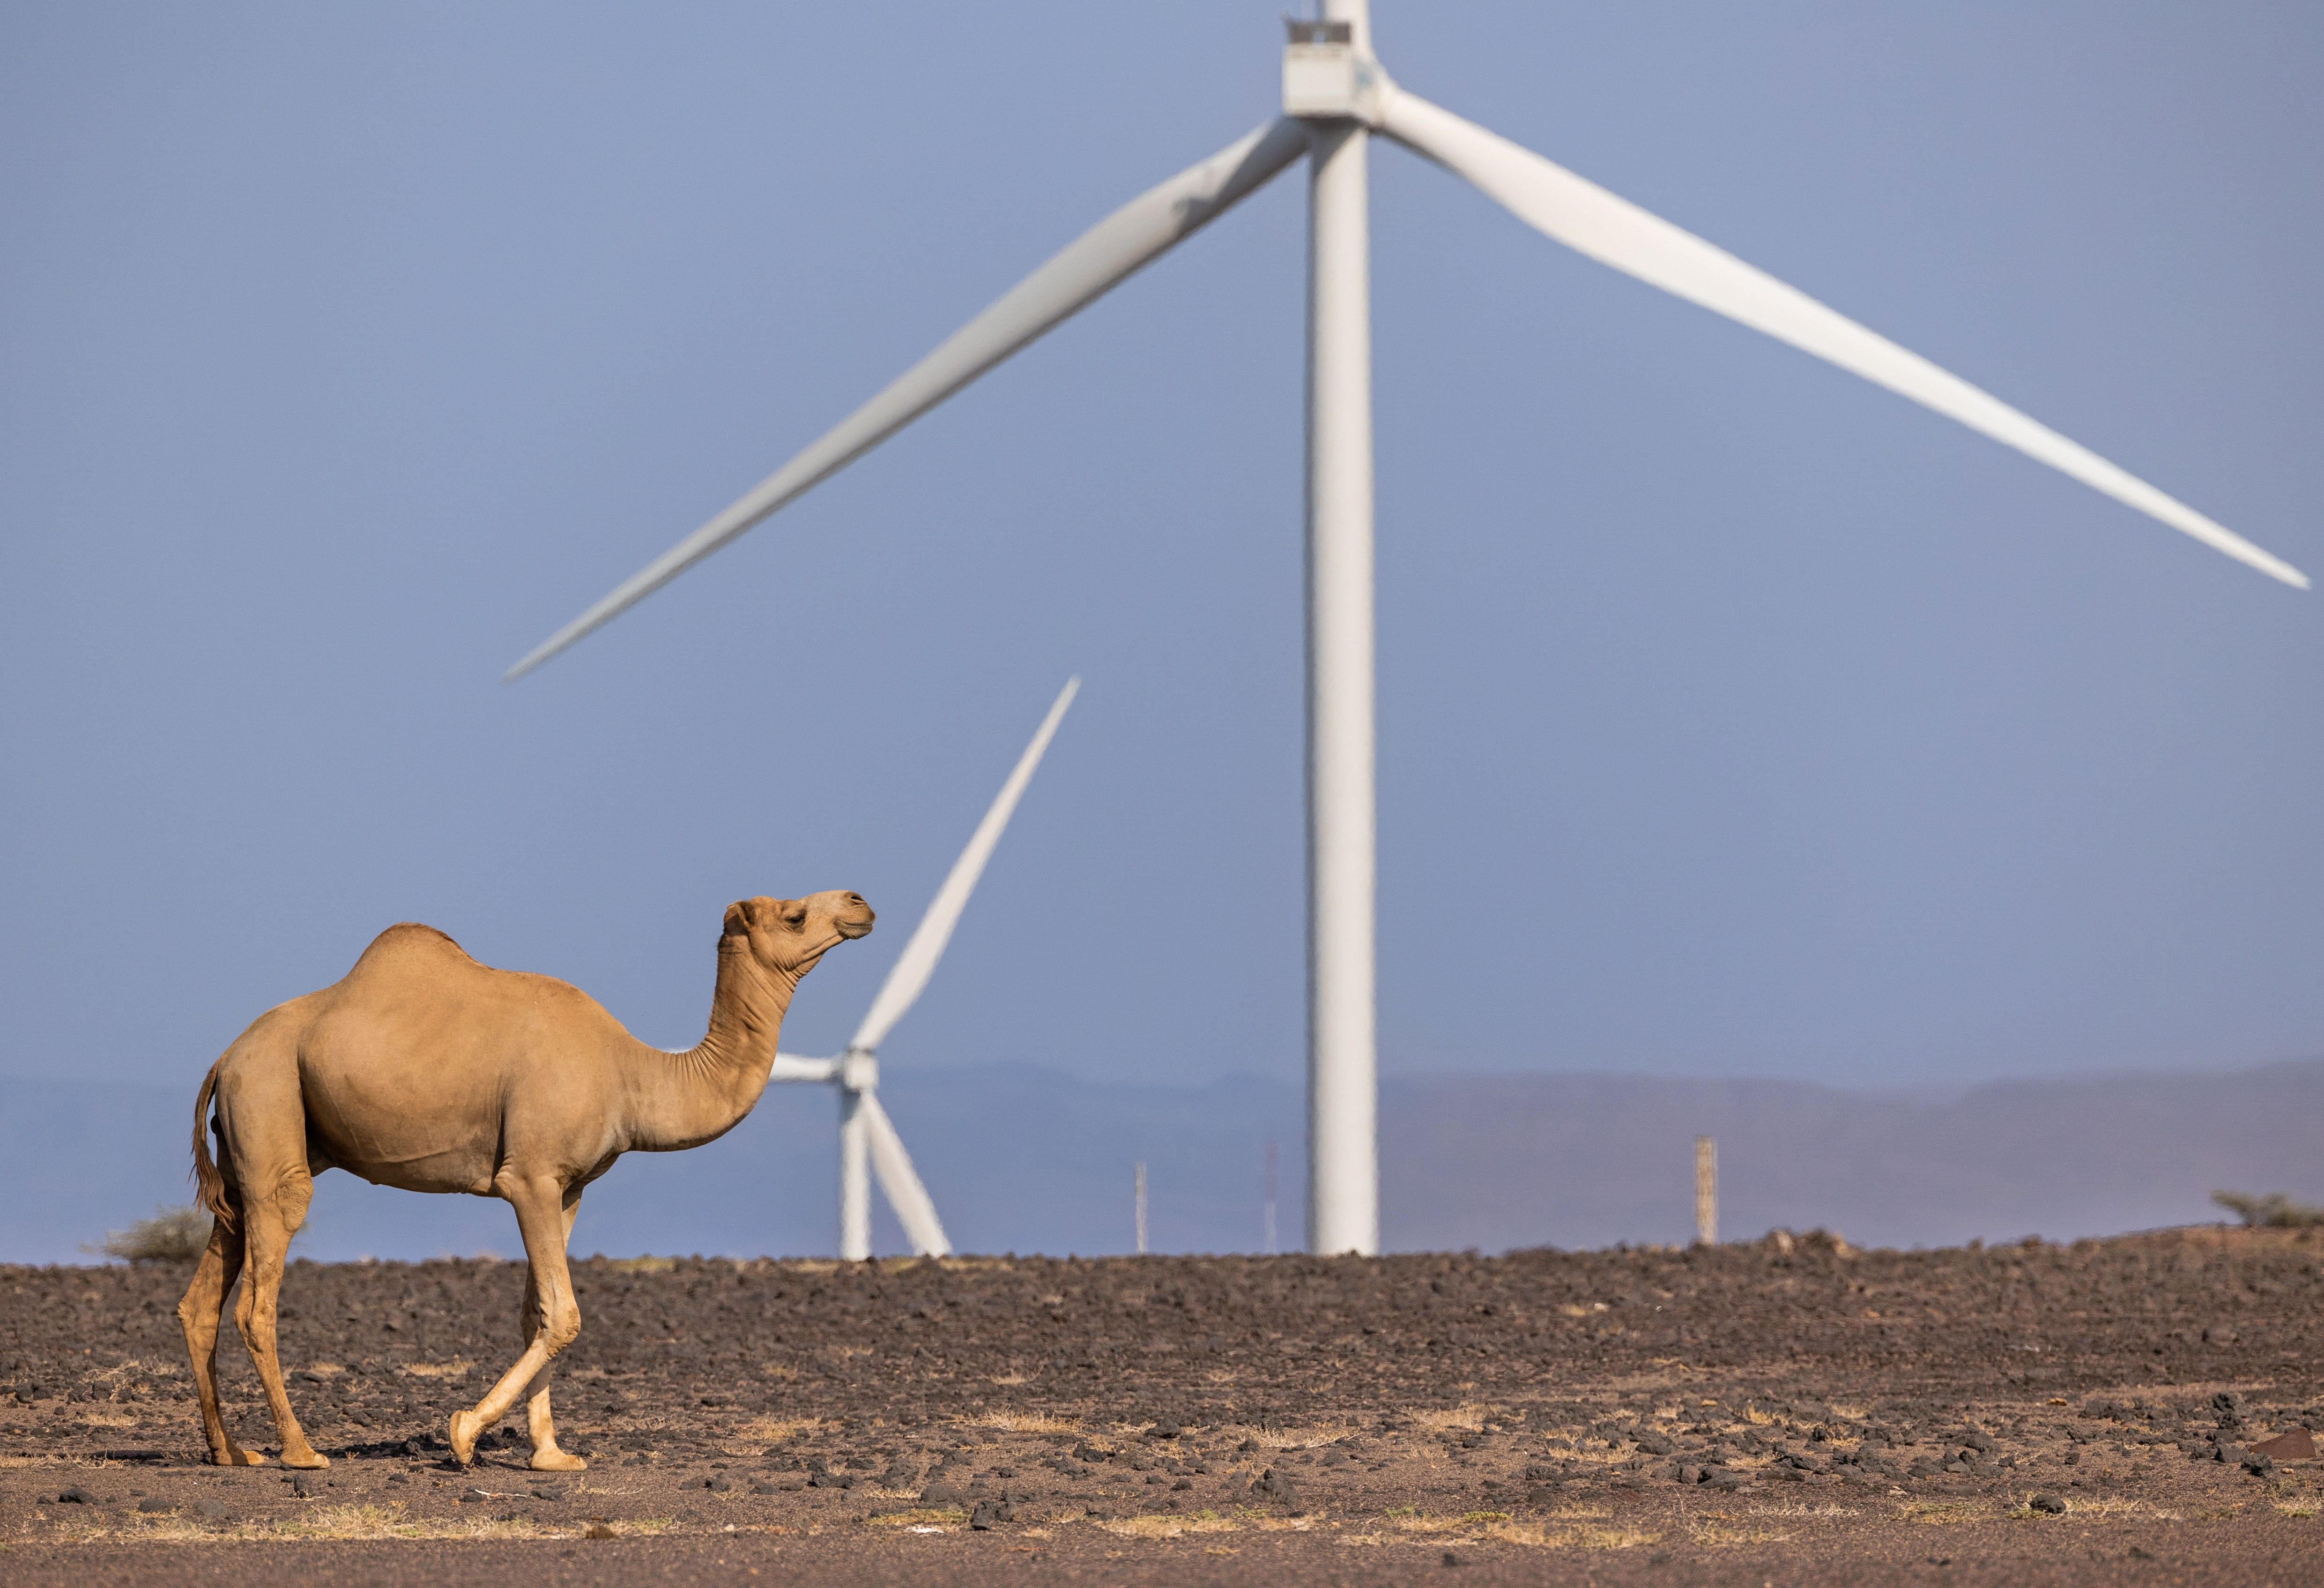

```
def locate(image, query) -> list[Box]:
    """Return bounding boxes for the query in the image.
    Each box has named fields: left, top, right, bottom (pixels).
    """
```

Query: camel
left=176, top=890, right=874, bottom=1471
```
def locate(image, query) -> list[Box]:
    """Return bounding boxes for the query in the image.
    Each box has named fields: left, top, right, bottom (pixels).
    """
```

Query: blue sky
left=5, top=2, right=2321, bottom=1104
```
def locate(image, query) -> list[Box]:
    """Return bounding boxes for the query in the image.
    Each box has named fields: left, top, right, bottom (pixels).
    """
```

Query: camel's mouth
left=835, top=909, right=875, bottom=940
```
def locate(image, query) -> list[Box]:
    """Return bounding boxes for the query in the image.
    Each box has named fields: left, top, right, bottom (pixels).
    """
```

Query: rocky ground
left=0, top=1225, right=2319, bottom=1584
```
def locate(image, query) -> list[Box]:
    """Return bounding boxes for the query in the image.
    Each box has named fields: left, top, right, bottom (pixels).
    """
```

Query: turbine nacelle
left=1282, top=22, right=1392, bottom=125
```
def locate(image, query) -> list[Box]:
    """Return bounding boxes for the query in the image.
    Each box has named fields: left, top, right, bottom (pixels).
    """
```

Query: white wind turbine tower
left=769, top=678, right=1077, bottom=1261
left=509, top=5, right=2308, bottom=1257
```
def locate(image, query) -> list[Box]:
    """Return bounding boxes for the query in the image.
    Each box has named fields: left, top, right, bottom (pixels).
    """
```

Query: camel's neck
left=621, top=942, right=799, bottom=1153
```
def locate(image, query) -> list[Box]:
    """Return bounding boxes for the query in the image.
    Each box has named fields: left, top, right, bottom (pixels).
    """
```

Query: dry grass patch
left=1097, top=1513, right=1239, bottom=1539
left=597, top=1256, right=676, bottom=1275
left=39, top=1501, right=665, bottom=1545
left=2273, top=1499, right=2320, bottom=1519
left=2004, top=1495, right=2175, bottom=1523
left=88, top=1359, right=174, bottom=1386
left=1380, top=1513, right=1654, bottom=1551
left=1689, top=1520, right=1795, bottom=1547
left=1225, top=1420, right=1359, bottom=1450
left=977, top=1410, right=1080, bottom=1435
left=401, top=1359, right=473, bottom=1379
left=2062, top=1498, right=2179, bottom=1521
left=1489, top=1521, right=1659, bottom=1550
left=287, top=1504, right=564, bottom=1542
left=1748, top=1502, right=1859, bottom=1519
left=1413, top=1404, right=1493, bottom=1434
left=1389, top=1511, right=1503, bottom=1536
left=735, top=1416, right=822, bottom=1444
left=988, top=1372, right=1032, bottom=1387
left=1902, top=1499, right=1986, bottom=1526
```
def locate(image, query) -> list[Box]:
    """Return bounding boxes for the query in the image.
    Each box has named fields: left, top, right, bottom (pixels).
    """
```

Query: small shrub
left=89, top=1205, right=213, bottom=1262
left=2211, top=1190, right=2324, bottom=1230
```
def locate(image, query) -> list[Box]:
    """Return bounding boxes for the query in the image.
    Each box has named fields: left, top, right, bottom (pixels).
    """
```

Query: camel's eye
left=783, top=910, right=807, bottom=930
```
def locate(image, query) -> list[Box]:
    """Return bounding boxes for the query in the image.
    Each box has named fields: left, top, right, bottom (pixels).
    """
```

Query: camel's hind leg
left=450, top=1176, right=580, bottom=1468
left=177, top=1216, right=262, bottom=1466
left=520, top=1192, right=587, bottom=1471
left=232, top=1171, right=328, bottom=1469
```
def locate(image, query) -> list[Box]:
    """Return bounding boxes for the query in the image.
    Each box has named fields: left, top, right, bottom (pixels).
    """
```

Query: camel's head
left=723, top=890, right=876, bottom=978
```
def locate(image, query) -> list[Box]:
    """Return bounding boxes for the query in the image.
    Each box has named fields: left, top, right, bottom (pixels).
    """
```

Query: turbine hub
left=840, top=1049, right=879, bottom=1094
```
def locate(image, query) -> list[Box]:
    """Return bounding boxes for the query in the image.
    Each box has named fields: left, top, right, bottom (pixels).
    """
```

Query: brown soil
left=2, top=1226, right=2319, bottom=1584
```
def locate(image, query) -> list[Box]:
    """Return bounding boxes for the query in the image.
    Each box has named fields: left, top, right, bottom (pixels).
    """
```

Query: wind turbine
left=768, top=678, right=1077, bottom=1261
left=508, top=5, right=2308, bottom=1257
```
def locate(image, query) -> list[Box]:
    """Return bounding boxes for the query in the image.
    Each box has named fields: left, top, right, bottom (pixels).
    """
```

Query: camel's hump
left=351, top=922, right=476, bottom=968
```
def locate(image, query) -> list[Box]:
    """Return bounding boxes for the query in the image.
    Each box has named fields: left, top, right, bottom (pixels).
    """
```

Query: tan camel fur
left=177, top=890, right=874, bottom=1471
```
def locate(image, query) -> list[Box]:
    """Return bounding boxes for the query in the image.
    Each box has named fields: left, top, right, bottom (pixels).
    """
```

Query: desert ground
left=1, top=1225, right=2318, bottom=1585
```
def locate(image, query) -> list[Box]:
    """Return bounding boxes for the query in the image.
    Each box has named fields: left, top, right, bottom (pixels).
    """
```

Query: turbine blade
left=860, top=1090, right=951, bottom=1257
left=1376, top=89, right=2308, bottom=589
left=769, top=1053, right=841, bottom=1083
left=506, top=119, right=1313, bottom=679
left=850, top=677, right=1079, bottom=1054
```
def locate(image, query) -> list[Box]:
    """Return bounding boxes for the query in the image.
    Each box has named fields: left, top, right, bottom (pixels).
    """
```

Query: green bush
left=89, top=1205, right=213, bottom=1262
left=2211, top=1189, right=2324, bottom=1229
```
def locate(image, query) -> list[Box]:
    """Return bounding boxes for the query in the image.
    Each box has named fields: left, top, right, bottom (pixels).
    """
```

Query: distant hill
left=4, top=1060, right=2318, bottom=1264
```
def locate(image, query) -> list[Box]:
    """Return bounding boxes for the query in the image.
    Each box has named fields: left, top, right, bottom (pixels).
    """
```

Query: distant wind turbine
left=770, top=679, right=1077, bottom=1261
left=509, top=5, right=2306, bottom=1257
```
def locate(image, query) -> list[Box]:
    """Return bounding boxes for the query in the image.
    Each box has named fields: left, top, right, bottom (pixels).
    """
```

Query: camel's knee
left=539, top=1302, right=581, bottom=1355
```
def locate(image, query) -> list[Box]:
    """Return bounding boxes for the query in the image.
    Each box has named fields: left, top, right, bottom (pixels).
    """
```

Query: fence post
left=1694, top=1136, right=1717, bottom=1247
left=1135, top=1161, right=1149, bottom=1255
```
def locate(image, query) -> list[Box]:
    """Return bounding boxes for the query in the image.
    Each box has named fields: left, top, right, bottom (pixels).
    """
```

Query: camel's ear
left=723, top=900, right=756, bottom=939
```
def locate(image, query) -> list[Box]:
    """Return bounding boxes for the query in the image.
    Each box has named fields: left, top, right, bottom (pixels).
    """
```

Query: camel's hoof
left=213, top=1446, right=267, bottom=1468
left=281, top=1448, right=331, bottom=1470
left=529, top=1447, right=588, bottom=1473
left=447, top=1409, right=482, bottom=1467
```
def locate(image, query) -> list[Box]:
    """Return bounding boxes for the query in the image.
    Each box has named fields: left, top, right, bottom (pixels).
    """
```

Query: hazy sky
left=6, top=3, right=2321, bottom=1105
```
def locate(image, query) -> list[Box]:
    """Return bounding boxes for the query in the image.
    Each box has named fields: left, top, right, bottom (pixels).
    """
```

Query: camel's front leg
left=520, top=1191, right=586, bottom=1471
left=450, top=1177, right=580, bottom=1467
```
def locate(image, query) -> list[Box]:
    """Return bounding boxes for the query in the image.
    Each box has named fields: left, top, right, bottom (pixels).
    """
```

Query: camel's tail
left=191, top=1060, right=237, bottom=1232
